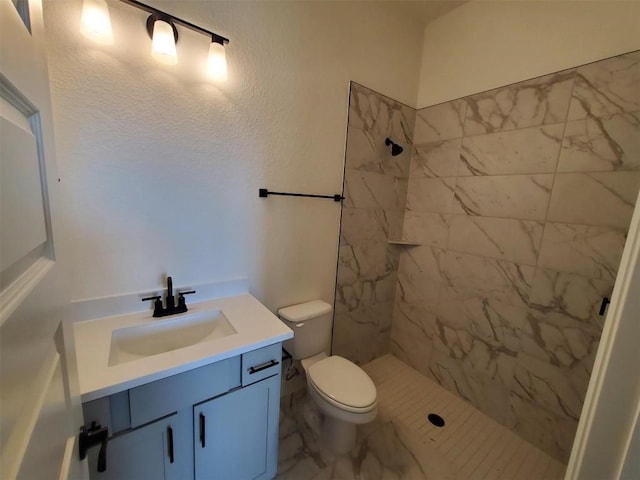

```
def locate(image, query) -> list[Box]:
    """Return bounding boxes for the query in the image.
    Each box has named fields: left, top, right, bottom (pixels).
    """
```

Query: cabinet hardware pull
left=78, top=421, right=109, bottom=472
left=199, top=413, right=206, bottom=448
left=167, top=426, right=174, bottom=464
left=248, top=359, right=279, bottom=374
left=599, top=297, right=610, bottom=316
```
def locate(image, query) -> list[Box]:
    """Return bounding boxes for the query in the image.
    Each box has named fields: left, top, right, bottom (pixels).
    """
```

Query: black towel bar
left=259, top=188, right=344, bottom=202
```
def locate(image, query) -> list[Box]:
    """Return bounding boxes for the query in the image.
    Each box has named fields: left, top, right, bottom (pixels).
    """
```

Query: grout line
left=534, top=68, right=579, bottom=275
left=364, top=355, right=563, bottom=479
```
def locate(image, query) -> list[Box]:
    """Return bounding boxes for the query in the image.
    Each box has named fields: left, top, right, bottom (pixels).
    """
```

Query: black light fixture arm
left=118, top=0, right=230, bottom=45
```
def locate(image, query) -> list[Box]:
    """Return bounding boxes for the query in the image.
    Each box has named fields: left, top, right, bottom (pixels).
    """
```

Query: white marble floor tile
left=276, top=355, right=566, bottom=479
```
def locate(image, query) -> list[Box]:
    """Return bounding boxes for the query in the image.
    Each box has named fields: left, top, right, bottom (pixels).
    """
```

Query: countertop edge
left=75, top=293, right=295, bottom=403
left=80, top=331, right=293, bottom=403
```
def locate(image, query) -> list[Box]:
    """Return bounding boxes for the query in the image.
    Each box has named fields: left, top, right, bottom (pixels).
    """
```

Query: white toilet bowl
left=301, top=353, right=377, bottom=454
left=277, top=300, right=378, bottom=454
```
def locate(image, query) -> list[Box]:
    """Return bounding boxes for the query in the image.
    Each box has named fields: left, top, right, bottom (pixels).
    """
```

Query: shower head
left=385, top=137, right=404, bottom=156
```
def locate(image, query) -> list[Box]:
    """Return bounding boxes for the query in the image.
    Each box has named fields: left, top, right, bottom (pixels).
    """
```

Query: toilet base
left=322, top=416, right=356, bottom=455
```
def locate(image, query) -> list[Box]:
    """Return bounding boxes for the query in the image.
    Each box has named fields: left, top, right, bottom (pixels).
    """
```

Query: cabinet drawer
left=129, top=356, right=240, bottom=427
left=242, top=343, right=281, bottom=386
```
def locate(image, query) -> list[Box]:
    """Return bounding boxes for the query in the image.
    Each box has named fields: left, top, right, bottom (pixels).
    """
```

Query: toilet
left=278, top=300, right=377, bottom=454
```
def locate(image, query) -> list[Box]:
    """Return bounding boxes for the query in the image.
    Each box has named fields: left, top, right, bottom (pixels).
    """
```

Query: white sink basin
left=108, top=310, right=237, bottom=366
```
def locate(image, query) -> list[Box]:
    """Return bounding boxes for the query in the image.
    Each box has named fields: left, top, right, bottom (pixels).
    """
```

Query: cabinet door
left=88, top=409, right=192, bottom=480
left=194, top=375, right=280, bottom=480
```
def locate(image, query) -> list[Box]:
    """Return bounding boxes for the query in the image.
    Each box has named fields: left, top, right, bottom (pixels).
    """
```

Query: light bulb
left=80, top=0, right=113, bottom=45
left=151, top=20, right=177, bottom=65
left=207, top=41, right=227, bottom=82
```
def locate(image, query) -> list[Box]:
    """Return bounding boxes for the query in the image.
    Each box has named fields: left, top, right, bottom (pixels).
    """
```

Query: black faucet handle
left=141, top=295, right=161, bottom=301
left=142, top=295, right=164, bottom=317
left=177, top=290, right=196, bottom=310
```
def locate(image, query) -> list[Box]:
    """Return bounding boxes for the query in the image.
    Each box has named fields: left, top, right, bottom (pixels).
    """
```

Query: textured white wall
left=43, top=1, right=423, bottom=311
left=417, top=0, right=640, bottom=107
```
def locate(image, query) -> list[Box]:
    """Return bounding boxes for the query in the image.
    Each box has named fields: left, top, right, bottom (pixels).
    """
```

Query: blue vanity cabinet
left=82, top=343, right=283, bottom=480
left=194, top=373, right=280, bottom=480
left=87, top=409, right=192, bottom=480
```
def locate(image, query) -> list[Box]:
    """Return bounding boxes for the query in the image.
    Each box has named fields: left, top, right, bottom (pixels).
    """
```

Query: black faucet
left=166, top=276, right=174, bottom=310
left=142, top=276, right=196, bottom=317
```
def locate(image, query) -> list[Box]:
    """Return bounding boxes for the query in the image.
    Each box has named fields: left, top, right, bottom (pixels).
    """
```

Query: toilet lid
left=307, top=356, right=376, bottom=409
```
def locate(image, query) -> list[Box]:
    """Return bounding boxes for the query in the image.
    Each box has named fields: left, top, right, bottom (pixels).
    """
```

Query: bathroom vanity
left=73, top=293, right=292, bottom=480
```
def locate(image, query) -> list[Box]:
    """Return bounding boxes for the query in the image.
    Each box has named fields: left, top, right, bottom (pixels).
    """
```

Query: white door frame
left=565, top=192, right=640, bottom=479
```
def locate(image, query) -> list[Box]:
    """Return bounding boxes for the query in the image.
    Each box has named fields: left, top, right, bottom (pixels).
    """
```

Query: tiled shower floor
left=276, top=354, right=566, bottom=480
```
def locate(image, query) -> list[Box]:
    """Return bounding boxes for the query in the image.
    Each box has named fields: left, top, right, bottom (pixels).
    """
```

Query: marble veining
left=349, top=82, right=415, bottom=150
left=332, top=301, right=394, bottom=365
left=511, top=353, right=585, bottom=422
left=508, top=391, right=578, bottom=463
left=547, top=171, right=640, bottom=228
left=568, top=50, right=640, bottom=120
left=459, top=124, right=564, bottom=176
left=395, top=269, right=441, bottom=309
left=401, top=211, right=450, bottom=247
left=519, top=268, right=610, bottom=386
left=414, top=99, right=467, bottom=143
left=521, top=308, right=601, bottom=381
left=464, top=70, right=575, bottom=136
left=537, top=222, right=627, bottom=280
left=335, top=243, right=398, bottom=314
left=452, top=174, right=554, bottom=220
left=528, top=268, right=613, bottom=324
left=392, top=51, right=639, bottom=462
left=405, top=177, right=456, bottom=213
left=432, top=316, right=518, bottom=385
left=397, top=246, right=447, bottom=284
left=340, top=207, right=394, bottom=246
left=339, top=51, right=640, bottom=464
left=411, top=138, right=462, bottom=178
left=559, top=112, right=640, bottom=172
left=447, top=215, right=544, bottom=265
left=390, top=298, right=437, bottom=375
left=442, top=251, right=535, bottom=307
left=335, top=84, right=414, bottom=364
left=343, top=169, right=408, bottom=210
left=436, top=285, right=527, bottom=353
left=345, top=127, right=410, bottom=177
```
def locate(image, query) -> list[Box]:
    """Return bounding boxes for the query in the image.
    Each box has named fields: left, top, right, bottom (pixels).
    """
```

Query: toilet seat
left=307, top=356, right=376, bottom=413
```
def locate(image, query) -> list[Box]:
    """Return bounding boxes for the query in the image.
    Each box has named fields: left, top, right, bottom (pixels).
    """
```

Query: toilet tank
left=278, top=300, right=333, bottom=359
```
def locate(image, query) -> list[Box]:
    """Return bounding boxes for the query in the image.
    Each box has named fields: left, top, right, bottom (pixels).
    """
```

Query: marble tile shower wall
left=390, top=50, right=640, bottom=463
left=333, top=82, right=414, bottom=364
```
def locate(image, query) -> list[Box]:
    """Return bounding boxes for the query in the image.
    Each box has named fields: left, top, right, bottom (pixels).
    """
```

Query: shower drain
left=428, top=413, right=445, bottom=427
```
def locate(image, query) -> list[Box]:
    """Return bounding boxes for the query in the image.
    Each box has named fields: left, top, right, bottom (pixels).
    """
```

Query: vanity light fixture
left=80, top=0, right=230, bottom=81
left=148, top=15, right=178, bottom=65
left=80, top=0, right=114, bottom=45
left=207, top=39, right=228, bottom=82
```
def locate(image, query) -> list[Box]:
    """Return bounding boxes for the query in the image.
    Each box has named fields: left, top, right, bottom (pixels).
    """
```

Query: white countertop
left=74, top=294, right=293, bottom=402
